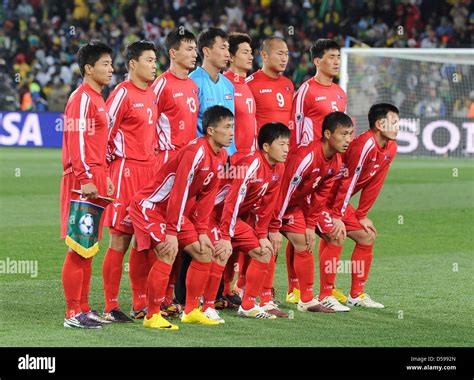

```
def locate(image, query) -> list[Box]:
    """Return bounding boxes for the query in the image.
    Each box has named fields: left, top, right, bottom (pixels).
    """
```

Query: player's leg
left=128, top=237, right=152, bottom=319
left=346, top=228, right=383, bottom=308
left=285, top=243, right=300, bottom=303
left=179, top=218, right=219, bottom=325
left=317, top=232, right=350, bottom=312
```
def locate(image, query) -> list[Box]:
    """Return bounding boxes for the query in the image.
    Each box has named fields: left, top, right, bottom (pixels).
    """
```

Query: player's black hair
left=203, top=105, right=234, bottom=135
left=165, top=28, right=196, bottom=56
left=197, top=27, right=228, bottom=60
left=368, top=103, right=400, bottom=130
left=260, top=36, right=287, bottom=54
left=258, top=122, right=290, bottom=150
left=77, top=41, right=113, bottom=77
left=228, top=33, right=252, bottom=56
left=125, top=40, right=156, bottom=70
left=322, top=111, right=353, bottom=136
left=310, top=39, right=340, bottom=60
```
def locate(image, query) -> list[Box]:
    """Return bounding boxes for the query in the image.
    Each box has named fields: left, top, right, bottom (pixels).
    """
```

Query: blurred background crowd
left=0, top=0, right=473, bottom=117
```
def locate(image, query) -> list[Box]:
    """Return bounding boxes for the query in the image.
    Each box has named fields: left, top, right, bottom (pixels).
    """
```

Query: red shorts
left=60, top=167, right=108, bottom=239
left=129, top=200, right=200, bottom=252
left=280, top=205, right=307, bottom=234
left=154, top=150, right=178, bottom=171
left=342, top=204, right=364, bottom=232
left=104, top=158, right=156, bottom=235
left=210, top=217, right=260, bottom=254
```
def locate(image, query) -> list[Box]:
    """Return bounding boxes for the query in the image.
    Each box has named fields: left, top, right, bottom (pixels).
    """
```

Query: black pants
left=174, top=252, right=224, bottom=305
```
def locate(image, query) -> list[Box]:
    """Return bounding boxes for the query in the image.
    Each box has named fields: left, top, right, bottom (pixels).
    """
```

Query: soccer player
left=246, top=36, right=294, bottom=130
left=150, top=28, right=199, bottom=315
left=174, top=27, right=235, bottom=305
left=286, top=39, right=347, bottom=305
left=60, top=41, right=114, bottom=328
left=268, top=111, right=354, bottom=313
left=321, top=103, right=399, bottom=309
left=129, top=105, right=232, bottom=330
left=152, top=28, right=199, bottom=168
left=102, top=40, right=158, bottom=322
left=220, top=32, right=258, bottom=305
left=190, top=27, right=236, bottom=155
left=201, top=122, right=290, bottom=322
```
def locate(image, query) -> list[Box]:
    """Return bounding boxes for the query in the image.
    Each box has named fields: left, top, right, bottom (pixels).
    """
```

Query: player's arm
left=291, top=82, right=309, bottom=146
left=254, top=172, right=283, bottom=239
left=219, top=159, right=257, bottom=240
left=165, top=145, right=206, bottom=236
left=105, top=87, right=129, bottom=163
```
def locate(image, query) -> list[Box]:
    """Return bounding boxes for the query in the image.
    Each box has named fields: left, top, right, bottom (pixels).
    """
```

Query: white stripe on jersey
left=143, top=173, right=176, bottom=207
left=215, top=184, right=231, bottom=206
left=277, top=151, right=314, bottom=221
left=78, top=92, right=92, bottom=179
left=157, top=113, right=175, bottom=151
left=115, top=156, right=126, bottom=199
left=107, top=87, right=127, bottom=156
left=294, top=82, right=309, bottom=145
left=229, top=158, right=260, bottom=237
left=113, top=130, right=125, bottom=158
left=176, top=145, right=205, bottom=232
left=340, top=138, right=375, bottom=215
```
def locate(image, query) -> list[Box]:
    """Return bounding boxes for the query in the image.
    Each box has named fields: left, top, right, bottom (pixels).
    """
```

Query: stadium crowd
left=0, top=0, right=473, bottom=115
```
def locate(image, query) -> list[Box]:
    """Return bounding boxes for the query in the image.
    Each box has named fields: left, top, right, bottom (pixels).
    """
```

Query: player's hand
left=215, top=239, right=232, bottom=260
left=81, top=182, right=98, bottom=198
left=199, top=234, right=215, bottom=255
left=268, top=232, right=283, bottom=254
left=158, top=234, right=179, bottom=259
left=305, top=228, right=316, bottom=252
left=330, top=218, right=347, bottom=240
left=259, top=238, right=274, bottom=256
left=359, top=218, right=377, bottom=236
left=106, top=177, right=114, bottom=196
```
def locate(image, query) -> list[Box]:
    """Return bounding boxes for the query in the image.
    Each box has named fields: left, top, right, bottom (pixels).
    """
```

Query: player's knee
left=260, top=251, right=271, bottom=264
left=358, top=231, right=375, bottom=245
left=109, top=232, right=132, bottom=252
left=325, top=234, right=345, bottom=247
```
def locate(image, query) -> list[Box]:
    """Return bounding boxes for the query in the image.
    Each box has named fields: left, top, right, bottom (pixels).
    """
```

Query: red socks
left=202, top=262, right=225, bottom=311
left=318, top=243, right=343, bottom=300
left=236, top=252, right=250, bottom=289
left=241, top=259, right=268, bottom=310
left=165, top=252, right=182, bottom=305
left=62, top=251, right=88, bottom=318
left=223, top=252, right=238, bottom=295
left=102, top=247, right=125, bottom=312
left=146, top=259, right=172, bottom=318
left=80, top=256, right=93, bottom=313
left=286, top=243, right=299, bottom=293
left=184, top=260, right=211, bottom=314
left=293, top=250, right=315, bottom=303
left=129, top=247, right=151, bottom=311
left=350, top=244, right=374, bottom=298
left=259, top=255, right=276, bottom=306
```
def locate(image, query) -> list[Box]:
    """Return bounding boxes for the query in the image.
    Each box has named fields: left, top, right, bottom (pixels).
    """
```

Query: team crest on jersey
left=296, top=113, right=303, bottom=122
left=384, top=154, right=391, bottom=161
left=285, top=86, right=291, bottom=92
left=225, top=94, right=233, bottom=100
left=328, top=169, right=334, bottom=175
left=192, top=88, right=198, bottom=95
left=217, top=164, right=224, bottom=172
left=272, top=173, right=280, bottom=181
left=291, top=175, right=302, bottom=186
left=337, top=94, right=344, bottom=100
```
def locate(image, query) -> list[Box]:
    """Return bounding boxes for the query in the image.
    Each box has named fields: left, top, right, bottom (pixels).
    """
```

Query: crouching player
left=129, top=106, right=232, bottom=330
left=268, top=112, right=354, bottom=313
left=60, top=41, right=115, bottom=328
left=200, top=122, right=290, bottom=322
left=321, top=103, right=399, bottom=309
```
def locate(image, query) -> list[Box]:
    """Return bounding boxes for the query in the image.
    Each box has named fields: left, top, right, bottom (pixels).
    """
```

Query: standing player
left=102, top=40, right=158, bottom=322
left=174, top=27, right=235, bottom=305
left=321, top=103, right=399, bottom=309
left=201, top=122, right=290, bottom=322
left=129, top=106, right=232, bottom=330
left=61, top=41, right=114, bottom=328
left=150, top=28, right=199, bottom=314
left=286, top=39, right=347, bottom=304
left=245, top=36, right=294, bottom=304
left=268, top=112, right=354, bottom=313
left=246, top=36, right=294, bottom=130
left=220, top=32, right=258, bottom=305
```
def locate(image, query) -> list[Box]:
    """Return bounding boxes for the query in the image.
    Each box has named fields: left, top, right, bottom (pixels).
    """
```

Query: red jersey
left=245, top=69, right=294, bottom=130
left=106, top=80, right=157, bottom=162
left=328, top=130, right=397, bottom=219
left=291, top=77, right=346, bottom=146
left=62, top=82, right=109, bottom=185
left=269, top=140, right=342, bottom=232
left=214, top=150, right=284, bottom=239
left=134, top=137, right=227, bottom=236
left=151, top=70, right=199, bottom=151
left=223, top=70, right=257, bottom=155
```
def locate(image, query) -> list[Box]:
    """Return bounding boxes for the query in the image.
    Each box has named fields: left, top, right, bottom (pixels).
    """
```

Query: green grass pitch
left=0, top=147, right=473, bottom=347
